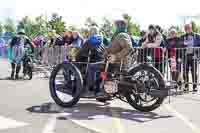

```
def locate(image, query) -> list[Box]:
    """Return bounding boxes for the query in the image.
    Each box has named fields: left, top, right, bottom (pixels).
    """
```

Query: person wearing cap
left=9, top=29, right=34, bottom=79
left=180, top=23, right=200, bottom=92
left=104, top=18, right=133, bottom=64
left=94, top=18, right=133, bottom=100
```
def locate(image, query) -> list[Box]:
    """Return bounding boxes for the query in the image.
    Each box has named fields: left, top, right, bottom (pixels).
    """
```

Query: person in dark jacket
left=180, top=23, right=200, bottom=92
left=166, top=28, right=183, bottom=84
left=9, top=29, right=34, bottom=79
left=76, top=26, right=105, bottom=98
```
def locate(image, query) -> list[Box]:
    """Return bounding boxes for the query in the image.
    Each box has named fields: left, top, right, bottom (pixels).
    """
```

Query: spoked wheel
left=125, top=64, right=166, bottom=112
left=49, top=62, right=83, bottom=107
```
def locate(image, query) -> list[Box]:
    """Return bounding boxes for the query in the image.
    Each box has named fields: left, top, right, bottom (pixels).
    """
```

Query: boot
left=10, top=63, right=15, bottom=80
left=15, top=65, right=21, bottom=80
left=96, top=82, right=110, bottom=102
left=10, top=71, right=15, bottom=80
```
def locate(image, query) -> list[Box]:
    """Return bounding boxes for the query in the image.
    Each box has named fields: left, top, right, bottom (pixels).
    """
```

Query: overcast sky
left=1, top=0, right=200, bottom=29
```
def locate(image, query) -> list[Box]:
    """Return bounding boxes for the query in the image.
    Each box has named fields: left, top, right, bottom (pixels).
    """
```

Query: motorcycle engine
left=104, top=80, right=118, bottom=94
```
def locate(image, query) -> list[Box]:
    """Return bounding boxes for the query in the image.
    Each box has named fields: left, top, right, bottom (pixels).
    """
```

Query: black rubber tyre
left=49, top=62, right=83, bottom=107
left=126, top=64, right=166, bottom=112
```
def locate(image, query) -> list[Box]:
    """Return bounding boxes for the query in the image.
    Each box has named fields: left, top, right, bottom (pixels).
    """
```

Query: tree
left=0, top=22, right=3, bottom=32
left=17, top=15, right=50, bottom=38
left=100, top=17, right=113, bottom=38
left=123, top=14, right=140, bottom=36
left=191, top=21, right=200, bottom=33
left=68, top=25, right=78, bottom=31
left=175, top=26, right=184, bottom=36
left=4, top=18, right=16, bottom=33
left=17, top=16, right=33, bottom=37
left=48, top=13, right=66, bottom=34
left=84, top=17, right=98, bottom=28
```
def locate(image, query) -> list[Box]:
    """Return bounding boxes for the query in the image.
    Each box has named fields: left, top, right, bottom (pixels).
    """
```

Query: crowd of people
left=5, top=18, right=200, bottom=97
left=138, top=23, right=200, bottom=92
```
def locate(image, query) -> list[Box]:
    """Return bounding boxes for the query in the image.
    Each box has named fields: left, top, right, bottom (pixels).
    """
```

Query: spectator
left=180, top=23, right=200, bottom=92
left=138, top=30, right=147, bottom=47
left=0, top=38, right=5, bottom=57
left=156, top=25, right=167, bottom=47
left=166, top=28, right=182, bottom=84
left=142, top=25, right=164, bottom=73
left=138, top=30, right=147, bottom=63
left=67, top=31, right=83, bottom=61
left=33, top=36, right=46, bottom=63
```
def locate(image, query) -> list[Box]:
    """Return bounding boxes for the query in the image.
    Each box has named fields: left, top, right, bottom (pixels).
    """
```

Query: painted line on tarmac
left=110, top=109, right=126, bottom=133
left=70, top=118, right=106, bottom=133
left=42, top=114, right=57, bottom=133
left=0, top=116, right=29, bottom=130
left=165, top=104, right=200, bottom=133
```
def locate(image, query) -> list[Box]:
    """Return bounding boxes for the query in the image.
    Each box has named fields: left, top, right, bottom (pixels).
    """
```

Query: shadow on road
left=26, top=102, right=173, bottom=123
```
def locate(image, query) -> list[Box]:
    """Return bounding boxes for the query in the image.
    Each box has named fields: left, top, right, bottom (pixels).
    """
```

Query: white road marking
left=70, top=119, right=106, bottom=133
left=110, top=109, right=125, bottom=133
left=0, top=116, right=29, bottom=130
left=42, top=114, right=57, bottom=133
left=165, top=104, right=200, bottom=133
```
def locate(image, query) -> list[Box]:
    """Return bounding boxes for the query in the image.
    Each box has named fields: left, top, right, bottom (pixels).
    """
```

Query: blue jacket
left=71, top=37, right=83, bottom=48
left=181, top=33, right=200, bottom=47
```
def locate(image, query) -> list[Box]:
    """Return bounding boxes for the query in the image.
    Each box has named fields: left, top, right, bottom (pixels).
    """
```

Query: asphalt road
left=1, top=58, right=200, bottom=133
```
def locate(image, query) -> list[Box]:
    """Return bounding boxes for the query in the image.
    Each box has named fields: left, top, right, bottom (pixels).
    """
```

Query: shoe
left=82, top=91, right=95, bottom=98
left=193, top=88, right=198, bottom=92
left=10, top=72, right=14, bottom=80
left=15, top=74, right=19, bottom=80
left=96, top=92, right=110, bottom=102
left=184, top=86, right=189, bottom=92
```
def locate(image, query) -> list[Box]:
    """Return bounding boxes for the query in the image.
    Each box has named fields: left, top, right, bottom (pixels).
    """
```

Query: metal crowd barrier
left=0, top=46, right=8, bottom=58
left=2, top=45, right=200, bottom=90
left=136, top=47, right=200, bottom=90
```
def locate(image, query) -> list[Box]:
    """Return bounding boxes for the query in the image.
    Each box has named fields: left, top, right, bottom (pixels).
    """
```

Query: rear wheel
left=49, top=62, right=83, bottom=107
left=125, top=64, right=166, bottom=112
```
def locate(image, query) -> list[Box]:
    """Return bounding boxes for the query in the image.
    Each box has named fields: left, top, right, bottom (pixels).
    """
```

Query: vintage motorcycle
left=49, top=49, right=170, bottom=112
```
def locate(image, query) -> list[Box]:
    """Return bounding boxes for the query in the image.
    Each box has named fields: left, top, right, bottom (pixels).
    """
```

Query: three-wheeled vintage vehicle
left=49, top=48, right=170, bottom=112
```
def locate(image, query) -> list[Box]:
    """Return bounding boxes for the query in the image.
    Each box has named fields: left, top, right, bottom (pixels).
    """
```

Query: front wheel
left=49, top=62, right=83, bottom=107
left=125, top=64, right=166, bottom=112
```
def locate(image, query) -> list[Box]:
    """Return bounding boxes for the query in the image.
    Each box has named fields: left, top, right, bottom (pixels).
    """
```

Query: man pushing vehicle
left=9, top=29, right=34, bottom=80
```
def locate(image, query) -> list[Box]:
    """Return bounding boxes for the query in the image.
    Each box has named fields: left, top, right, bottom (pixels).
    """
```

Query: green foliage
left=48, top=13, right=66, bottom=35
left=175, top=26, right=184, bottom=36
left=100, top=17, right=113, bottom=38
left=122, top=14, right=140, bottom=36
left=6, top=14, right=200, bottom=39
left=4, top=18, right=16, bottom=33
left=68, top=25, right=78, bottom=31
left=192, top=21, right=200, bottom=33
left=84, top=17, right=98, bottom=28
left=17, top=16, right=49, bottom=38
left=0, top=22, right=3, bottom=32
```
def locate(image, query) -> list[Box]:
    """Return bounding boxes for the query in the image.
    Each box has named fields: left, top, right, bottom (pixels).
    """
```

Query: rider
left=75, top=26, right=105, bottom=97
left=9, top=29, right=34, bottom=80
left=96, top=18, right=133, bottom=99
left=104, top=18, right=133, bottom=66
